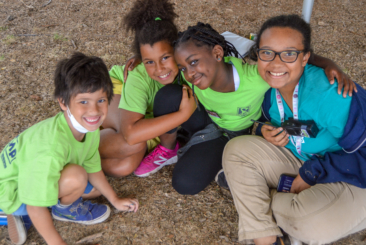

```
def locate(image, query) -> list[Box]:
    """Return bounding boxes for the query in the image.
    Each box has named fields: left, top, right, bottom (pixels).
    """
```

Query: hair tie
left=155, top=17, right=162, bottom=21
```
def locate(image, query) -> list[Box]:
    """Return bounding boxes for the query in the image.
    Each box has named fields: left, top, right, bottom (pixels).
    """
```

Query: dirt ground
left=0, top=0, right=365, bottom=244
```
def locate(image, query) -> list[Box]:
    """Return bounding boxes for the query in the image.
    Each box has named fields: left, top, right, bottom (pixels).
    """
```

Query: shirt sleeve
left=109, top=65, right=125, bottom=82
left=119, top=72, right=149, bottom=115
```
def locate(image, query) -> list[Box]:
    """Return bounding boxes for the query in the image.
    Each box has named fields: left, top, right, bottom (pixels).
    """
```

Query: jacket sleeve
left=299, top=84, right=366, bottom=188
left=299, top=147, right=366, bottom=188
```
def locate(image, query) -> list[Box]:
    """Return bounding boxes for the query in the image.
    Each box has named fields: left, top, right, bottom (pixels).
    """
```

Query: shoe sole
left=215, top=169, right=230, bottom=190
left=52, top=205, right=111, bottom=225
left=135, top=155, right=178, bottom=178
left=7, top=215, right=26, bottom=245
left=214, top=169, right=224, bottom=183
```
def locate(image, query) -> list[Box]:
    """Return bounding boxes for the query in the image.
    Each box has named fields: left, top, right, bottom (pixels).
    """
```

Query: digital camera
left=281, top=118, right=319, bottom=138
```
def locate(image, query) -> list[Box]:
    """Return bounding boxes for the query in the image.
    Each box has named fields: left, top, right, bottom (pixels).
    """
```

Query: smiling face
left=58, top=89, right=108, bottom=140
left=174, top=40, right=222, bottom=90
left=140, top=40, right=178, bottom=85
left=257, top=27, right=310, bottom=91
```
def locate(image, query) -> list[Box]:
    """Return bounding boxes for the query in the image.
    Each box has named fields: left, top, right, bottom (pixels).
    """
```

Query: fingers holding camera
left=275, top=130, right=290, bottom=147
left=262, top=124, right=289, bottom=147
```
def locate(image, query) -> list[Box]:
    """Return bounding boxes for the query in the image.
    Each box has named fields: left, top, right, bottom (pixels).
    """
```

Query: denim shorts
left=12, top=181, right=94, bottom=216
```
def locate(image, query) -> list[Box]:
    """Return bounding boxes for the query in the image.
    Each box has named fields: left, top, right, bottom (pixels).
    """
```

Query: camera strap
left=275, top=83, right=304, bottom=157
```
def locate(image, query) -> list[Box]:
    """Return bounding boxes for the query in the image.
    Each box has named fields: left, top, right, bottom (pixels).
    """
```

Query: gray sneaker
left=7, top=215, right=32, bottom=245
left=215, top=169, right=229, bottom=190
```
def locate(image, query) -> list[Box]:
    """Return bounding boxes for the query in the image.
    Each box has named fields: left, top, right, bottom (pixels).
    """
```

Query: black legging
left=154, top=84, right=229, bottom=195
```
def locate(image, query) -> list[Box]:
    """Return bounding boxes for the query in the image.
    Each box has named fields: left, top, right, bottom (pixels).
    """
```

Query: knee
left=172, top=173, right=204, bottom=195
left=59, top=164, right=88, bottom=190
left=223, top=135, right=262, bottom=169
left=154, top=84, right=182, bottom=117
left=102, top=156, right=142, bottom=177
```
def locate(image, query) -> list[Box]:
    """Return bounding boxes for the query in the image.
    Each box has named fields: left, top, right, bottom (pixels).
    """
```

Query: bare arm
left=308, top=54, right=356, bottom=97
left=27, top=206, right=66, bottom=245
left=88, top=171, right=138, bottom=212
left=121, top=85, right=196, bottom=145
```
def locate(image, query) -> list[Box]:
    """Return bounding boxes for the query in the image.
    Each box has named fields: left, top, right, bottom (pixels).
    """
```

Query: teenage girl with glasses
left=223, top=14, right=366, bottom=245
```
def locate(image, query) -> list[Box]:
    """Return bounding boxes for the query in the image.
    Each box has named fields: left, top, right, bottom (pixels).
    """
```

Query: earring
left=217, top=57, right=221, bottom=61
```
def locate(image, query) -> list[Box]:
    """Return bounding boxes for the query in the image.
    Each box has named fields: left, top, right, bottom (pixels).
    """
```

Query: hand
left=290, top=174, right=311, bottom=194
left=112, top=197, right=139, bottom=213
left=261, top=124, right=289, bottom=147
left=123, top=56, right=142, bottom=81
left=179, top=85, right=197, bottom=119
left=324, top=64, right=357, bottom=97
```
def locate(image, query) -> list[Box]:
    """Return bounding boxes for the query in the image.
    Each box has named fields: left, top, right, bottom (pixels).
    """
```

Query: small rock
left=318, top=21, right=326, bottom=26
left=4, top=15, right=15, bottom=22
left=226, top=9, right=233, bottom=12
left=30, top=95, right=42, bottom=101
left=219, top=236, right=229, bottom=242
left=199, top=218, right=206, bottom=222
left=25, top=61, right=31, bottom=67
left=10, top=59, right=15, bottom=62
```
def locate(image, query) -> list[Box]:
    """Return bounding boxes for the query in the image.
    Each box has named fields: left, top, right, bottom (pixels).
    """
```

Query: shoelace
left=69, top=200, right=91, bottom=216
left=145, top=145, right=170, bottom=164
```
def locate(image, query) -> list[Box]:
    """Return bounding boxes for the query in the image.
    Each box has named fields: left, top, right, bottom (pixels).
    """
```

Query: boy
left=0, top=52, right=139, bottom=245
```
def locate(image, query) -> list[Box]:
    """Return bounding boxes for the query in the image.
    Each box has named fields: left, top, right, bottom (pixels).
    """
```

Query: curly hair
left=123, top=0, right=178, bottom=59
left=249, top=14, right=312, bottom=61
left=54, top=52, right=113, bottom=107
left=174, top=22, right=241, bottom=58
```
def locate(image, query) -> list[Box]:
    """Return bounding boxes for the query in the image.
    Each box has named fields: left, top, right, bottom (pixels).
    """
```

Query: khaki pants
left=222, top=135, right=366, bottom=245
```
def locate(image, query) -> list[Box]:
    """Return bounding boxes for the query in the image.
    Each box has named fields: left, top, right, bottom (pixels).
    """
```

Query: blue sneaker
left=52, top=198, right=110, bottom=225
left=7, top=215, right=32, bottom=245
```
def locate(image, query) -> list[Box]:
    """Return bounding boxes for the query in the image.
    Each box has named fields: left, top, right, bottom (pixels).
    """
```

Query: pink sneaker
left=134, top=143, right=179, bottom=177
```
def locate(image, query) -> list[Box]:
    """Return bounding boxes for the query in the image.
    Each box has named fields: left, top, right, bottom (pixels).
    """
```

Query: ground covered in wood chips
left=0, top=0, right=366, bottom=244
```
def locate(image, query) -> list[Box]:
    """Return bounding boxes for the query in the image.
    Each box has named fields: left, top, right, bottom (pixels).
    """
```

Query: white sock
left=56, top=202, right=71, bottom=208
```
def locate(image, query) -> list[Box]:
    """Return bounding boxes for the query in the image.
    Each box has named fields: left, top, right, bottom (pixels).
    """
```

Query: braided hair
left=123, top=0, right=178, bottom=59
left=174, top=22, right=242, bottom=111
left=174, top=22, right=241, bottom=59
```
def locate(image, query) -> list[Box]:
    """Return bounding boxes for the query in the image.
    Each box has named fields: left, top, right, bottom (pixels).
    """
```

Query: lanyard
left=275, top=84, right=304, bottom=156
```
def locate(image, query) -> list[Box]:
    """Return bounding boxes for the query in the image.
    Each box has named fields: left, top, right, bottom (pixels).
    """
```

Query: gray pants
left=222, top=135, right=366, bottom=245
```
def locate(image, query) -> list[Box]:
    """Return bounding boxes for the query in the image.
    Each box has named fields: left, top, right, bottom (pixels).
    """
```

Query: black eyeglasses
left=257, top=49, right=304, bottom=63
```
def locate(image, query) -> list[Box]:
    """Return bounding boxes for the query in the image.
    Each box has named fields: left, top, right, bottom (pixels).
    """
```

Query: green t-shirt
left=109, top=64, right=164, bottom=119
left=188, top=56, right=270, bottom=131
left=0, top=112, right=101, bottom=214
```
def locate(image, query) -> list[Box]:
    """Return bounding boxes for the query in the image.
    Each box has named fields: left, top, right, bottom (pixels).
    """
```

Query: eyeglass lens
left=259, top=50, right=299, bottom=62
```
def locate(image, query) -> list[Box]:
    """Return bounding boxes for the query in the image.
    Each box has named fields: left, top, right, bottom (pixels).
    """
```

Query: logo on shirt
left=1, top=136, right=19, bottom=169
left=237, top=106, right=251, bottom=117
